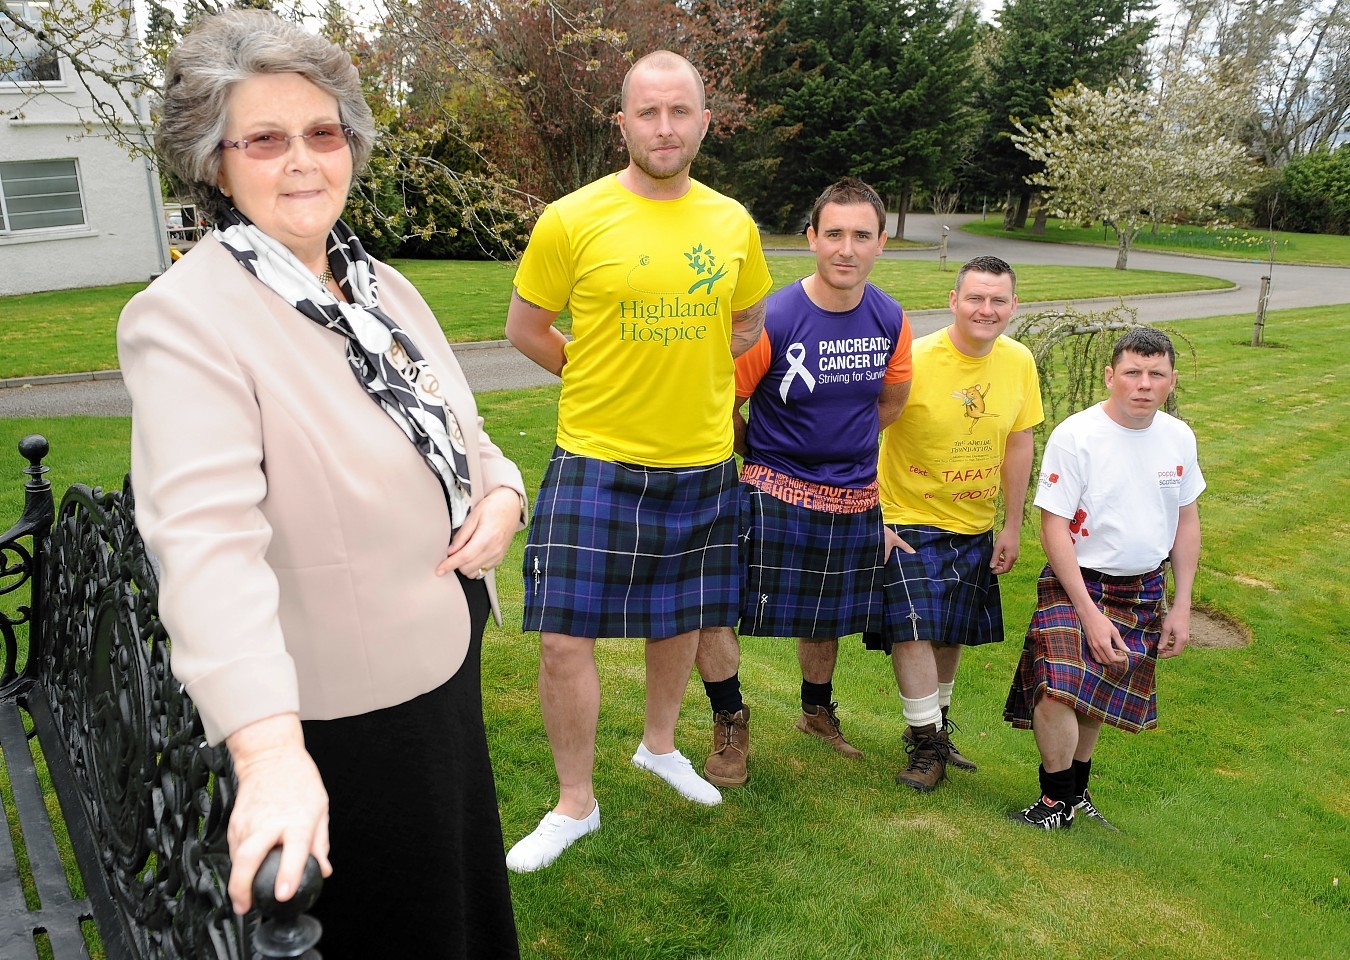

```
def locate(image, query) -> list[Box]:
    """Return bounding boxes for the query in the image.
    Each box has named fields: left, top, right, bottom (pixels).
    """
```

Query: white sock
left=937, top=681, right=955, bottom=710
left=901, top=691, right=943, bottom=731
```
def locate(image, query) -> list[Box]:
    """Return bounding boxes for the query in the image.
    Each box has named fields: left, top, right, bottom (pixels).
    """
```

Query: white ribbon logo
left=779, top=342, right=817, bottom=402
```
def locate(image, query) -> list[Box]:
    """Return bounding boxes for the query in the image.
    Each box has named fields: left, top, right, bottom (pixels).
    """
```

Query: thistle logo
left=685, top=244, right=728, bottom=294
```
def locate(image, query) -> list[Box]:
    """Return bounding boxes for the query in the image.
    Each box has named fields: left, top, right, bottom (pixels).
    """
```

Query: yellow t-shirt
left=878, top=329, right=1044, bottom=534
left=514, top=175, right=773, bottom=466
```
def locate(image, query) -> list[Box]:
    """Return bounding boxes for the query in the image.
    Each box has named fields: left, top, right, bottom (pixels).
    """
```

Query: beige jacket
left=118, top=236, right=525, bottom=745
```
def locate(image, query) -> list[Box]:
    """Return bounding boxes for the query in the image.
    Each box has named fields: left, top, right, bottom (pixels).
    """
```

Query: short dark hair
left=1111, top=327, right=1176, bottom=368
left=809, top=177, right=886, bottom=235
left=955, top=255, right=1016, bottom=293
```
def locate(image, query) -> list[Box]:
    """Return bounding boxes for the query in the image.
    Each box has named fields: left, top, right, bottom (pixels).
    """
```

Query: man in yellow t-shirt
left=503, top=50, right=772, bottom=873
left=869, top=255, right=1043, bottom=793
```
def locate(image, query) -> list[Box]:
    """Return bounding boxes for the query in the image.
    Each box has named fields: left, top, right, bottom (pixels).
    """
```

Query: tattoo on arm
left=513, top=289, right=544, bottom=310
left=730, top=300, right=767, bottom=357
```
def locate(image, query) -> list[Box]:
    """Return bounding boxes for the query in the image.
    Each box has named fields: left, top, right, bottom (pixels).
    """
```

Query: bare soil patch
left=1188, top=606, right=1252, bottom=649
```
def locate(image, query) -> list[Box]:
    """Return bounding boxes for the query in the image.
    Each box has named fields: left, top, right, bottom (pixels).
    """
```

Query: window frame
left=2, top=1, right=64, bottom=86
left=0, top=157, right=88, bottom=235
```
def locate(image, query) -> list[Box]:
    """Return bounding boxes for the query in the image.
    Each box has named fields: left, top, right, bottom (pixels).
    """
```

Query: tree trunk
left=1013, top=190, right=1031, bottom=229
left=894, top=184, right=912, bottom=240
left=1031, top=202, right=1049, bottom=235
left=1002, top=191, right=1018, bottom=231
left=1115, top=232, right=1131, bottom=270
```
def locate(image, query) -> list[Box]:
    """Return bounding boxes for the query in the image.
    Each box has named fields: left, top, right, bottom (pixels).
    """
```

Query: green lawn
left=0, top=261, right=1229, bottom=380
left=1, top=304, right=1347, bottom=958
left=963, top=217, right=1350, bottom=266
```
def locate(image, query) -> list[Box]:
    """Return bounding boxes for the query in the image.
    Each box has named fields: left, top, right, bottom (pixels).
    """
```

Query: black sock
left=1072, top=758, right=1092, bottom=797
left=703, top=674, right=743, bottom=715
left=1038, top=764, right=1075, bottom=806
left=800, top=679, right=833, bottom=709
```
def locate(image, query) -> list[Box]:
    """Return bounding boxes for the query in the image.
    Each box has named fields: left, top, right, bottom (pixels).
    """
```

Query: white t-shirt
left=1034, top=404, right=1205, bottom=576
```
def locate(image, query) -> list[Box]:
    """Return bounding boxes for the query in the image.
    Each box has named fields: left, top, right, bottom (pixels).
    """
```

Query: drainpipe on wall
left=123, top=0, right=170, bottom=277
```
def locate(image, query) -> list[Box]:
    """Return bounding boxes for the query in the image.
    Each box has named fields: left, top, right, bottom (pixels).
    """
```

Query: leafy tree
left=328, top=1, right=536, bottom=259
left=1255, top=144, right=1350, bottom=233
left=1160, top=0, right=1350, bottom=165
left=7, top=0, right=538, bottom=258
left=377, top=0, right=766, bottom=203
left=1012, top=71, right=1257, bottom=268
left=729, top=0, right=978, bottom=236
left=971, top=0, right=1156, bottom=229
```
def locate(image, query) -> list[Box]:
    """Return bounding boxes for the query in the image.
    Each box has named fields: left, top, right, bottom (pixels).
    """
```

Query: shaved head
left=621, top=50, right=705, bottom=113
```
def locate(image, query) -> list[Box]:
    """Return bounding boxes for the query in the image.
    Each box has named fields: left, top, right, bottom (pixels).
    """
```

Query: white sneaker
left=505, top=801, right=600, bottom=873
left=632, top=743, right=723, bottom=806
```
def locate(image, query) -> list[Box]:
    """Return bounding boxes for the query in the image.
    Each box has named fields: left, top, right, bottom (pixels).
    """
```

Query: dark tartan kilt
left=1003, top=564, right=1165, bottom=734
left=863, top=525, right=1004, bottom=653
left=737, top=486, right=887, bottom=639
left=522, top=447, right=740, bottom=639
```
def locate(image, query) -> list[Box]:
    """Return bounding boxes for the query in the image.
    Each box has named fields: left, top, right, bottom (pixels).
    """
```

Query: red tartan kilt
left=1004, top=564, right=1165, bottom=733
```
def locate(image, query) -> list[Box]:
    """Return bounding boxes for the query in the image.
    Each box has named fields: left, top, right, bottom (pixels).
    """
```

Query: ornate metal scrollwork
left=2, top=437, right=322, bottom=959
left=41, top=478, right=251, bottom=959
left=0, top=434, right=52, bottom=696
left=0, top=535, right=35, bottom=690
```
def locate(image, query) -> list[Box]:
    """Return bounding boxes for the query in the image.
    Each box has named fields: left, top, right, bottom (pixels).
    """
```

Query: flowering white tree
left=1011, top=72, right=1257, bottom=268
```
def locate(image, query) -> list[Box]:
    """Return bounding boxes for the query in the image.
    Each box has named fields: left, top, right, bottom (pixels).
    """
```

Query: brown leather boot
left=896, top=723, right=950, bottom=793
left=941, top=706, right=978, bottom=772
left=704, top=706, right=750, bottom=786
left=796, top=702, right=863, bottom=758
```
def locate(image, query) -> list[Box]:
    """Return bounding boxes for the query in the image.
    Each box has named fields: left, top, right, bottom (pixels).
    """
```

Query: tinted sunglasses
left=218, top=123, right=355, bottom=159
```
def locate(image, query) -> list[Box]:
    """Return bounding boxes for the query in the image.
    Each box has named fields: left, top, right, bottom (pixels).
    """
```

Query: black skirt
left=301, top=574, right=519, bottom=959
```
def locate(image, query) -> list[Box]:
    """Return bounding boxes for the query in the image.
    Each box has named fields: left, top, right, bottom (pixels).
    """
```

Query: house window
left=0, top=159, right=86, bottom=232
left=2, top=2, right=61, bottom=83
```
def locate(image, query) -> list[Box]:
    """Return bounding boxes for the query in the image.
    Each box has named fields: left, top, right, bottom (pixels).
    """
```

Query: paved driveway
left=888, top=212, right=1349, bottom=328
left=3, top=214, right=1345, bottom=418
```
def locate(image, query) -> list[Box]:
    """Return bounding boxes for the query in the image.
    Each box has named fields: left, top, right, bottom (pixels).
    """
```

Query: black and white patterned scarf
left=214, top=208, right=473, bottom=529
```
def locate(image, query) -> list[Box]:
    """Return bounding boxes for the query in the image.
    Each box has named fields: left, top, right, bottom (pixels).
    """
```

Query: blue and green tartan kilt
left=863, top=525, right=1004, bottom=653
left=1003, top=564, right=1165, bottom=734
left=737, top=487, right=887, bottom=639
left=522, top=447, right=740, bottom=639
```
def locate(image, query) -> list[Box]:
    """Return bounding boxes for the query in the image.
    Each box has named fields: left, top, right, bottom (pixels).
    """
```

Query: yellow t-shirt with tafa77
left=513, top=174, right=773, bottom=467
left=878, top=329, right=1043, bottom=534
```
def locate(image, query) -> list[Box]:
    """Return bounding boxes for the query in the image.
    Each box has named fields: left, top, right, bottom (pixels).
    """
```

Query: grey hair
left=156, top=8, right=376, bottom=226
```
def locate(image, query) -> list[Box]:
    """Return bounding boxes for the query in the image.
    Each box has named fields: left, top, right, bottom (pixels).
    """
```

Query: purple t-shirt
left=742, top=281, right=908, bottom=488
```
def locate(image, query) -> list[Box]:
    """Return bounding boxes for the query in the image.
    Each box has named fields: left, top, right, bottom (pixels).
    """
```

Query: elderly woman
left=117, top=9, right=523, bottom=957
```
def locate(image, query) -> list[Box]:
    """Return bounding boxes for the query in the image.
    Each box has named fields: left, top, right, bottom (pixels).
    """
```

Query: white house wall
left=0, top=2, right=169, bottom=296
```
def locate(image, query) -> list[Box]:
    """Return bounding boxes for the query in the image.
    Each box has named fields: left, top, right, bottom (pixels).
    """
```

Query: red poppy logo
left=1048, top=473, right=1059, bottom=483
left=1176, top=465, right=1184, bottom=476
